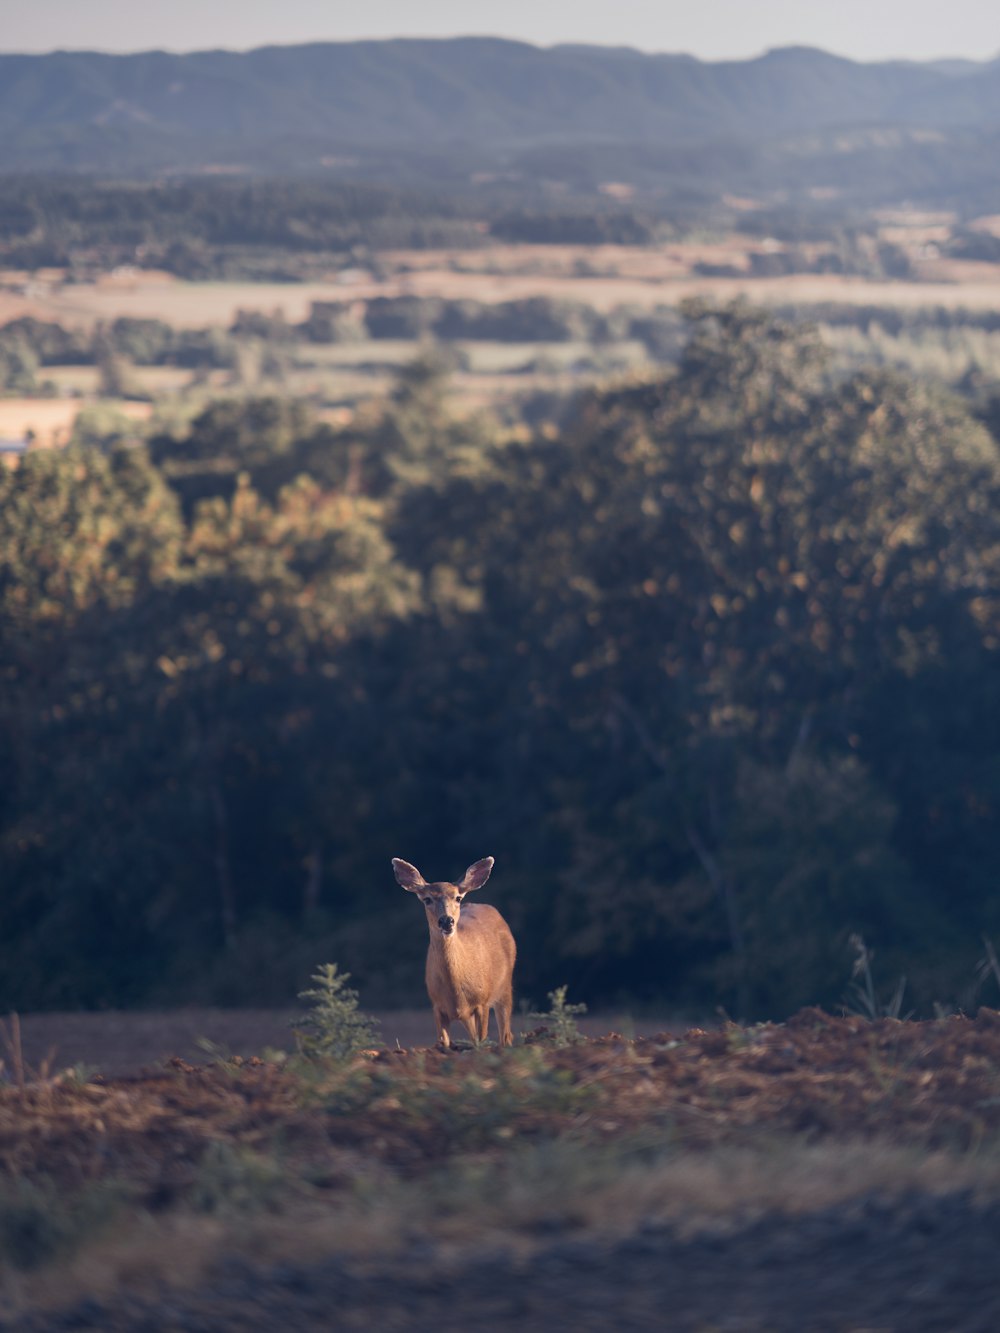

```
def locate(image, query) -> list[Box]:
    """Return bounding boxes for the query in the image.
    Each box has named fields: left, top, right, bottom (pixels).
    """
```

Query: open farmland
left=0, top=398, right=152, bottom=448
left=6, top=222, right=1000, bottom=430
left=4, top=1011, right=1000, bottom=1330
left=8, top=264, right=1000, bottom=330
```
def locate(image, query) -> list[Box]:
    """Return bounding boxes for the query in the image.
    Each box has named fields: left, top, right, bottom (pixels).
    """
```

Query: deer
left=392, top=855, right=516, bottom=1049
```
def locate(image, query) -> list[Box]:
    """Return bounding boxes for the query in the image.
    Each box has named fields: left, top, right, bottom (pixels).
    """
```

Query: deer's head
left=392, top=856, right=494, bottom=937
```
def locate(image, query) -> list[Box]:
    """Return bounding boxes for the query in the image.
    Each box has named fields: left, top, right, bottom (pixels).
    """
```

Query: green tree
left=384, top=302, right=1000, bottom=1013
left=0, top=336, right=38, bottom=393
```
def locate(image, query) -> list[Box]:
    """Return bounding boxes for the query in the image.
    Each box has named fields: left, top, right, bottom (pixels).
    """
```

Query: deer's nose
left=439, top=914, right=454, bottom=930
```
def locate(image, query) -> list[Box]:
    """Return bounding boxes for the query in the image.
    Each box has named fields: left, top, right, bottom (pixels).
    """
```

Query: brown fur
left=392, top=856, right=516, bottom=1049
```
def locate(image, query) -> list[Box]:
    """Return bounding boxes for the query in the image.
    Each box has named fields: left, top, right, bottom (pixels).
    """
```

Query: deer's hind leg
left=494, top=986, right=514, bottom=1049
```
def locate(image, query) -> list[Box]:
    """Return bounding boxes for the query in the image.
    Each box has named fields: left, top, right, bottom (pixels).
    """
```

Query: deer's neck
left=428, top=927, right=465, bottom=980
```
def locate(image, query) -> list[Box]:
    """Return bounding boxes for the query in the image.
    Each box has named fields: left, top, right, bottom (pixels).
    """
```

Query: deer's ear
left=392, top=858, right=427, bottom=892
left=459, top=857, right=494, bottom=892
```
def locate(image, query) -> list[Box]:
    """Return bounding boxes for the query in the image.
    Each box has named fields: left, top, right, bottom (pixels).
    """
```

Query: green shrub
left=294, top=963, right=381, bottom=1061
left=527, top=986, right=588, bottom=1047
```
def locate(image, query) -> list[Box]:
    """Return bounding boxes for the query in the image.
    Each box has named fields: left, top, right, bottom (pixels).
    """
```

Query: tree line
left=0, top=178, right=673, bottom=278
left=1, top=303, right=998, bottom=1018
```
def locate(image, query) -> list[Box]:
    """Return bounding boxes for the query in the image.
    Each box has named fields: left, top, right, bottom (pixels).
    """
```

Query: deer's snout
left=438, top=913, right=455, bottom=933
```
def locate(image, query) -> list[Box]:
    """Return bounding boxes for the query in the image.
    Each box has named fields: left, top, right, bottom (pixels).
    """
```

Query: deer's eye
left=420, top=897, right=431, bottom=905
left=456, top=895, right=465, bottom=903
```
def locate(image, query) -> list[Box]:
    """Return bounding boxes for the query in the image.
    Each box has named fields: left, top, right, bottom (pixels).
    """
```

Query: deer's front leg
left=435, top=1010, right=452, bottom=1050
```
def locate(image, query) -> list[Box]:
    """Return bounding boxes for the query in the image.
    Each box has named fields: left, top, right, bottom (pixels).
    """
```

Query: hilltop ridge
left=2, top=37, right=1000, bottom=178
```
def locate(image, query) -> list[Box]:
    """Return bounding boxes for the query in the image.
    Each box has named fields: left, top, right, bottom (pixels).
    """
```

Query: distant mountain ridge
left=2, top=37, right=1000, bottom=175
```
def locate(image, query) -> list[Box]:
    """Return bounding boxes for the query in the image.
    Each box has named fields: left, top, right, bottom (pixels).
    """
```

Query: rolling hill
left=2, top=38, right=1000, bottom=207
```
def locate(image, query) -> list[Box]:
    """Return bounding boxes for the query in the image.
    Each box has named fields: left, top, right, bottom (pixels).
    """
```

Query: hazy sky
left=2, top=0, right=998, bottom=63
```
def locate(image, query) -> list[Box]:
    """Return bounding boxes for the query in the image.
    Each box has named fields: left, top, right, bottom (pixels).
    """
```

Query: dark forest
left=2, top=303, right=997, bottom=1018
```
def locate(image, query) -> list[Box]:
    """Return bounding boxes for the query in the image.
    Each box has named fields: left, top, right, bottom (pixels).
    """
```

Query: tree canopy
left=2, top=303, right=998, bottom=1017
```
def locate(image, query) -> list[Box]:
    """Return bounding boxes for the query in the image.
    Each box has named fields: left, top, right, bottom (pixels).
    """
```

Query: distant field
left=6, top=250, right=1000, bottom=332
left=0, top=345, right=625, bottom=434
left=39, top=366, right=100, bottom=394
left=0, top=399, right=79, bottom=443
left=0, top=398, right=150, bottom=445
left=303, top=339, right=433, bottom=367
left=4, top=233, right=1000, bottom=427
left=130, top=365, right=196, bottom=392
left=820, top=323, right=1000, bottom=380
left=380, top=266, right=1000, bottom=314
left=40, top=366, right=192, bottom=399
left=300, top=339, right=622, bottom=371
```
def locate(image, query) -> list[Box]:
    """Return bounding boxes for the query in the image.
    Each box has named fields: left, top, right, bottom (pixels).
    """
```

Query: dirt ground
left=12, top=1007, right=679, bottom=1076
left=7, top=1010, right=1000, bottom=1331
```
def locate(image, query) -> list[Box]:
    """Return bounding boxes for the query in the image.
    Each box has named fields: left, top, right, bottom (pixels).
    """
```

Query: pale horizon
left=1, top=1, right=998, bottom=65
left=4, top=37, right=1000, bottom=67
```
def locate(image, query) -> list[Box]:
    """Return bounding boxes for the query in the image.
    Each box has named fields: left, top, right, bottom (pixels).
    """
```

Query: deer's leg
left=461, top=1010, right=485, bottom=1045
left=475, top=1008, right=490, bottom=1042
left=495, top=988, right=513, bottom=1049
left=436, top=1011, right=452, bottom=1050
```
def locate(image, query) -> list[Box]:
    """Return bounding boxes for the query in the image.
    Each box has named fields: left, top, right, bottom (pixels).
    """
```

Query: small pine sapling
left=294, top=964, right=380, bottom=1060
left=528, top=985, right=588, bottom=1047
